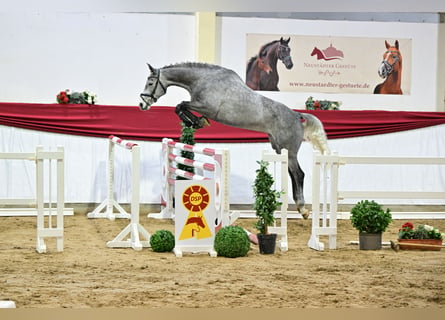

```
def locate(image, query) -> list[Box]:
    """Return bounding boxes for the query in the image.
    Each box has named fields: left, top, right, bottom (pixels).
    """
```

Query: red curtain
left=1, top=102, right=445, bottom=142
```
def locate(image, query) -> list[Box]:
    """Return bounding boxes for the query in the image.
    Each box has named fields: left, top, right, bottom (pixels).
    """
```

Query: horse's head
left=139, top=63, right=167, bottom=111
left=257, top=50, right=273, bottom=74
left=278, top=37, right=293, bottom=69
left=258, top=59, right=272, bottom=74
left=310, top=47, right=318, bottom=56
left=378, top=40, right=402, bottom=79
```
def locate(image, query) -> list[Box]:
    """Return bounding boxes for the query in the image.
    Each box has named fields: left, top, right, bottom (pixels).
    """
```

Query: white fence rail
left=308, top=152, right=445, bottom=251
left=0, top=146, right=65, bottom=253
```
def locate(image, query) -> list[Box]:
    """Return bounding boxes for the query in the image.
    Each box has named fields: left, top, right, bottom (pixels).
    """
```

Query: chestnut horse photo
left=245, top=52, right=272, bottom=90
left=374, top=40, right=403, bottom=94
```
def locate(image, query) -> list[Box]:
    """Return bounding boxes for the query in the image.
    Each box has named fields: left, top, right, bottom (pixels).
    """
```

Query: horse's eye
left=392, top=54, right=398, bottom=59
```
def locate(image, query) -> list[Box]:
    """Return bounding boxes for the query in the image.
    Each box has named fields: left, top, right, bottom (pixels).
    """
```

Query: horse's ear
left=385, top=41, right=390, bottom=49
left=285, top=37, right=290, bottom=44
left=147, top=63, right=156, bottom=73
left=395, top=40, right=399, bottom=49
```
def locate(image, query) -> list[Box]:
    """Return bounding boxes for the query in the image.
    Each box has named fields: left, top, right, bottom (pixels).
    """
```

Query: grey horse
left=139, top=62, right=329, bottom=217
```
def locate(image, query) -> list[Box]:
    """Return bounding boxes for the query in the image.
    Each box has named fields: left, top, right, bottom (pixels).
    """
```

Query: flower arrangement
left=56, top=89, right=97, bottom=105
left=305, top=96, right=340, bottom=110
left=398, top=222, right=443, bottom=240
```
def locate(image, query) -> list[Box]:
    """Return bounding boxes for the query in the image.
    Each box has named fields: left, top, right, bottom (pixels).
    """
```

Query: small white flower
left=424, top=224, right=434, bottom=232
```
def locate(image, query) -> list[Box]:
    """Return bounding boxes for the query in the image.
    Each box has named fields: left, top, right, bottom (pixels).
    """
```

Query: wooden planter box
left=398, top=239, right=442, bottom=251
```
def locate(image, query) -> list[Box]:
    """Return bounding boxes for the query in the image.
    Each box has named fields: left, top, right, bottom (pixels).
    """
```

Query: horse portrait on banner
left=245, top=37, right=293, bottom=91
left=374, top=40, right=403, bottom=94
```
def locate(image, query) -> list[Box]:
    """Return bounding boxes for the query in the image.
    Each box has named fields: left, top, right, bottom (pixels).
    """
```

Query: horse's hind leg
left=268, top=133, right=308, bottom=218
left=288, top=154, right=309, bottom=219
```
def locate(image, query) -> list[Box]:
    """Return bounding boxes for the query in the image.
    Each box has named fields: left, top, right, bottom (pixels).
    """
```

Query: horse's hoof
left=300, top=208, right=309, bottom=219
left=192, top=117, right=210, bottom=129
left=201, top=117, right=210, bottom=127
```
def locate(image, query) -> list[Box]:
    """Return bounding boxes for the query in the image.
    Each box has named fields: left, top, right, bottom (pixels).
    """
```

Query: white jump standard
left=87, top=135, right=135, bottom=220
left=308, top=152, right=445, bottom=251
left=88, top=135, right=150, bottom=251
left=261, top=149, right=289, bottom=252
left=0, top=146, right=65, bottom=253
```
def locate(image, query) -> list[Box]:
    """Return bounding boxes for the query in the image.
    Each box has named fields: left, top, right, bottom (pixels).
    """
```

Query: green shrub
left=150, top=229, right=175, bottom=252
left=214, top=225, right=250, bottom=258
left=350, top=200, right=392, bottom=234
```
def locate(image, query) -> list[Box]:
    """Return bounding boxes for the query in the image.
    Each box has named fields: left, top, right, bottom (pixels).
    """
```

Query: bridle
left=140, top=69, right=167, bottom=104
left=381, top=50, right=401, bottom=75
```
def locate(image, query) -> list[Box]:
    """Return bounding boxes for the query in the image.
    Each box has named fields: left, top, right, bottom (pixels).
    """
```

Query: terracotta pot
left=398, top=239, right=442, bottom=251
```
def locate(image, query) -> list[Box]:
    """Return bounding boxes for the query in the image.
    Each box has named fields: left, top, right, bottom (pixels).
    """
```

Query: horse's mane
left=259, top=40, right=279, bottom=52
left=162, top=62, right=223, bottom=70
left=246, top=56, right=258, bottom=72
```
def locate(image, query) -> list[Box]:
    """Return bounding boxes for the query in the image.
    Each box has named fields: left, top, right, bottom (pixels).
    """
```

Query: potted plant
left=396, top=222, right=443, bottom=251
left=350, top=200, right=392, bottom=250
left=253, top=160, right=283, bottom=254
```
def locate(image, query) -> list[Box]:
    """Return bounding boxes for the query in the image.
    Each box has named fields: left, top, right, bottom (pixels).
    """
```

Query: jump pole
left=92, top=135, right=150, bottom=250
left=149, top=138, right=237, bottom=229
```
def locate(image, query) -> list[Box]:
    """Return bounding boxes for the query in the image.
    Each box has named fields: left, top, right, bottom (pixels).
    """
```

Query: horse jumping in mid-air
left=245, top=37, right=293, bottom=91
left=374, top=40, right=403, bottom=94
left=139, top=62, right=329, bottom=217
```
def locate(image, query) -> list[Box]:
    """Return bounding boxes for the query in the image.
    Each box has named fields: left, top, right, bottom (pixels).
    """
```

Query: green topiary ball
left=150, top=229, right=175, bottom=252
left=214, top=225, right=250, bottom=258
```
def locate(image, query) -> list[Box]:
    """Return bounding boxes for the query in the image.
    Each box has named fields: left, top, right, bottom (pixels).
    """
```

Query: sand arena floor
left=0, top=208, right=444, bottom=308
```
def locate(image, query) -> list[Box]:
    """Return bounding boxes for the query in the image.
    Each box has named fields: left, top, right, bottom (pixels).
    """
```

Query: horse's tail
left=300, top=113, right=331, bottom=155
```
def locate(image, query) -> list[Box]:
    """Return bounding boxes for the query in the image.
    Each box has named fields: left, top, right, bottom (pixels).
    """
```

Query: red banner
left=1, top=102, right=444, bottom=142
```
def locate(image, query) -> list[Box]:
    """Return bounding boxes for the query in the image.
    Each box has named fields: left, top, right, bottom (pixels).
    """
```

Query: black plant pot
left=257, top=233, right=277, bottom=254
left=359, top=232, right=382, bottom=250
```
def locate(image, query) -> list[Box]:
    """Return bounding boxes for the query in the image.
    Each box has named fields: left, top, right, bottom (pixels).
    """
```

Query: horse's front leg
left=175, top=101, right=210, bottom=129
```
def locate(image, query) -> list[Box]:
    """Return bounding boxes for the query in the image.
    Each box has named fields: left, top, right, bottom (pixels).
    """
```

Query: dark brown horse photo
left=374, top=40, right=403, bottom=94
left=245, top=37, right=293, bottom=91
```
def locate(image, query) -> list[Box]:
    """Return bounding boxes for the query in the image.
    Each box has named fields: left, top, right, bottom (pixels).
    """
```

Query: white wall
left=0, top=12, right=194, bottom=106
left=219, top=16, right=444, bottom=111
left=0, top=12, right=443, bottom=110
